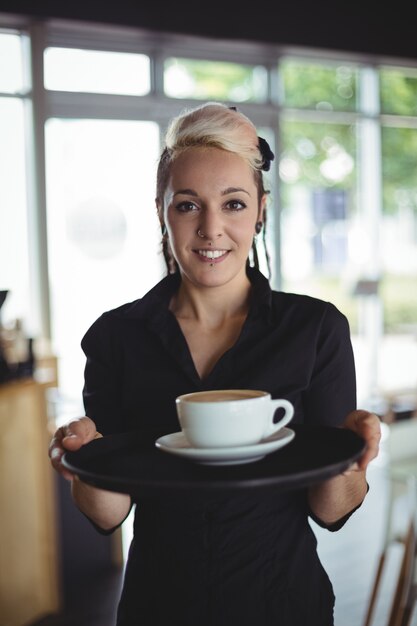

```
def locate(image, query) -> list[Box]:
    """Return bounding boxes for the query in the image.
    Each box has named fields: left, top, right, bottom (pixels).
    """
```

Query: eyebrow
left=173, top=187, right=251, bottom=197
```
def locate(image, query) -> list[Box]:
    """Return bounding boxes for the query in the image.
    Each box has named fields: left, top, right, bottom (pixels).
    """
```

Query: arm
left=308, top=410, right=381, bottom=526
left=303, top=304, right=381, bottom=528
left=49, top=416, right=132, bottom=532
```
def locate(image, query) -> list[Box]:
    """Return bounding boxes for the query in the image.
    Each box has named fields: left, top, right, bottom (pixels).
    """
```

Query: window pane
left=280, top=59, right=358, bottom=111
left=379, top=125, right=417, bottom=390
left=45, top=118, right=163, bottom=402
left=0, top=33, right=25, bottom=93
left=164, top=58, right=267, bottom=102
left=0, top=98, right=30, bottom=326
left=44, top=47, right=150, bottom=95
left=279, top=120, right=372, bottom=398
left=280, top=119, right=356, bottom=289
left=380, top=67, right=417, bottom=115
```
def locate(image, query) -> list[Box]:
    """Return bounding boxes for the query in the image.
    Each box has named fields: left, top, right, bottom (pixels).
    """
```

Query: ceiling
left=1, top=0, right=416, bottom=62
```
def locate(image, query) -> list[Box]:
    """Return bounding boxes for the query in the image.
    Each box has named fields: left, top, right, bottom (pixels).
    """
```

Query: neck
left=170, top=271, right=252, bottom=328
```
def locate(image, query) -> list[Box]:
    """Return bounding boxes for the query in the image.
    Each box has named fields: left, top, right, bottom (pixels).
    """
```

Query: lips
left=193, top=248, right=230, bottom=263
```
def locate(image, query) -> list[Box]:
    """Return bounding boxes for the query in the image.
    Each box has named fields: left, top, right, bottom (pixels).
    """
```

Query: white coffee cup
left=176, top=389, right=294, bottom=448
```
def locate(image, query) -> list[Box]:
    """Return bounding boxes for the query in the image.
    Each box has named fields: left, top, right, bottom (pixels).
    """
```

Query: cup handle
left=265, top=399, right=294, bottom=438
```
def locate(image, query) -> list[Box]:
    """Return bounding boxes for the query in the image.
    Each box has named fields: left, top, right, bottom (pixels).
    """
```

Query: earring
left=161, top=224, right=167, bottom=237
left=255, top=221, right=263, bottom=235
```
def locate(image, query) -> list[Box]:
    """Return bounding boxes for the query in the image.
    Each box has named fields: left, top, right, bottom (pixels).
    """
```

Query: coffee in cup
left=176, top=389, right=294, bottom=448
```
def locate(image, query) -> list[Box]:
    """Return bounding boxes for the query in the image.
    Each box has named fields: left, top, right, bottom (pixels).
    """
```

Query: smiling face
left=162, top=147, right=266, bottom=290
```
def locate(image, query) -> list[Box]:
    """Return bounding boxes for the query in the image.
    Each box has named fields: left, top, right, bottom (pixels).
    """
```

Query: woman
left=49, top=102, right=381, bottom=626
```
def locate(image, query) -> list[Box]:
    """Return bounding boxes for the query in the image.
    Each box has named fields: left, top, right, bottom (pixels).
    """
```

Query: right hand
left=48, top=416, right=102, bottom=481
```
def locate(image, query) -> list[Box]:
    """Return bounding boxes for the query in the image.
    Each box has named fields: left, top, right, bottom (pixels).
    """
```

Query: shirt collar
left=135, top=266, right=272, bottom=320
left=246, top=266, right=272, bottom=318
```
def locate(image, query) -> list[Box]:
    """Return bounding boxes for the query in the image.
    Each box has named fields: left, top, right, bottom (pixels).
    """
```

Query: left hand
left=342, top=409, right=382, bottom=472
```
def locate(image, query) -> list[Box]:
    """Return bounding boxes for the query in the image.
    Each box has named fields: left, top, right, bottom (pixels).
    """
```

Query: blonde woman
left=49, top=102, right=381, bottom=626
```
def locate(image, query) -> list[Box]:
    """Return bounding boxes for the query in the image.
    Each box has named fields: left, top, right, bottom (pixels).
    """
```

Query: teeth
left=197, top=250, right=228, bottom=259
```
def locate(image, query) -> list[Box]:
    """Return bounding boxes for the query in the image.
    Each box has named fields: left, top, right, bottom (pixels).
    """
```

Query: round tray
left=63, top=423, right=366, bottom=498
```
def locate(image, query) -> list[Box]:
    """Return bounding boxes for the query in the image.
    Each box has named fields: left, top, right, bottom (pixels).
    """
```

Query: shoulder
left=101, top=297, right=147, bottom=321
left=272, top=289, right=347, bottom=322
left=82, top=297, right=145, bottom=337
left=83, top=272, right=177, bottom=337
left=270, top=290, right=351, bottom=347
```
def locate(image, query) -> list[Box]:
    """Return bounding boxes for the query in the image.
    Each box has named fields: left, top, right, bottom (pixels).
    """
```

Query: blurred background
left=0, top=2, right=416, bottom=625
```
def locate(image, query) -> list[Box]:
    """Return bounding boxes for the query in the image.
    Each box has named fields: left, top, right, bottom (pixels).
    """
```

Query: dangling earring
left=161, top=224, right=167, bottom=237
left=252, top=238, right=259, bottom=270
left=255, top=221, right=263, bottom=235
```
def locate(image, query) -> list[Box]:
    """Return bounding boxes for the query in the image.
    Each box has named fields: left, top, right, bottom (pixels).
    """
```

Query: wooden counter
left=0, top=377, right=60, bottom=626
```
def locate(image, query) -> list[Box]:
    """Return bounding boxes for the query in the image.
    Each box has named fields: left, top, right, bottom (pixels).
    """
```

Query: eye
left=225, top=199, right=247, bottom=211
left=175, top=201, right=199, bottom=212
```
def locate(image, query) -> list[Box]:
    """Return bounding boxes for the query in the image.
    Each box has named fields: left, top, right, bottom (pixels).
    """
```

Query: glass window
left=280, top=58, right=358, bottom=111
left=45, top=118, right=163, bottom=402
left=0, top=33, right=25, bottom=93
left=380, top=66, right=417, bottom=116
left=0, top=98, right=30, bottom=326
left=279, top=119, right=366, bottom=391
left=379, top=125, right=417, bottom=391
left=44, top=47, right=151, bottom=95
left=279, top=119, right=357, bottom=310
left=164, top=57, right=267, bottom=102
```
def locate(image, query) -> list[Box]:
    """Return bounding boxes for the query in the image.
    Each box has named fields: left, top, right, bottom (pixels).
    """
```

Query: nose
left=198, top=209, right=224, bottom=241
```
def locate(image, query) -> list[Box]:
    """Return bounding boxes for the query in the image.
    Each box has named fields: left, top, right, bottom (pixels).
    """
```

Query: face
left=162, top=147, right=266, bottom=290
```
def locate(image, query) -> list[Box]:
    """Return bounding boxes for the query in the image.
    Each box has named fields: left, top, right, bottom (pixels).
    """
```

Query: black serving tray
left=63, top=424, right=366, bottom=499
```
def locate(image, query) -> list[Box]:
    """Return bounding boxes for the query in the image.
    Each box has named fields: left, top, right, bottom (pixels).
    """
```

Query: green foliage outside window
left=382, top=126, right=417, bottom=215
left=279, top=120, right=356, bottom=209
left=380, top=68, right=417, bottom=116
left=164, top=59, right=266, bottom=102
left=280, top=60, right=357, bottom=111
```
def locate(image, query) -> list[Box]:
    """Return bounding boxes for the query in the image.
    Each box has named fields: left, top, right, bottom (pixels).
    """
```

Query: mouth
left=193, top=248, right=230, bottom=263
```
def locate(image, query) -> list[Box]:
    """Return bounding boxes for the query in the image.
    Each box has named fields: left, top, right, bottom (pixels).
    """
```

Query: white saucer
left=155, top=427, right=295, bottom=466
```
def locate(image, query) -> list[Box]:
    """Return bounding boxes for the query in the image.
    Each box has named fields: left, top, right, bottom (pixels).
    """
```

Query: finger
left=61, top=417, right=100, bottom=449
left=49, top=435, right=75, bottom=481
left=344, top=409, right=379, bottom=431
left=343, top=411, right=381, bottom=471
left=356, top=415, right=381, bottom=448
left=342, top=461, right=360, bottom=476
left=357, top=443, right=380, bottom=470
left=48, top=425, right=69, bottom=464
left=48, top=418, right=101, bottom=481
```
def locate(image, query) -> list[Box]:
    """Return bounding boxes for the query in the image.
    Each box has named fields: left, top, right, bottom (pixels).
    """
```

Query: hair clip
left=258, top=137, right=275, bottom=172
left=228, top=106, right=238, bottom=111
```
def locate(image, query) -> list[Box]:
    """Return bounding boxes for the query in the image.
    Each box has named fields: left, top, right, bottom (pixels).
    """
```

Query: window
left=280, top=58, right=358, bottom=111
left=0, top=32, right=27, bottom=93
left=45, top=118, right=162, bottom=400
left=164, top=57, right=267, bottom=102
left=44, top=47, right=151, bottom=95
left=0, top=32, right=31, bottom=329
left=380, top=66, right=417, bottom=115
left=279, top=118, right=357, bottom=307
left=379, top=124, right=417, bottom=391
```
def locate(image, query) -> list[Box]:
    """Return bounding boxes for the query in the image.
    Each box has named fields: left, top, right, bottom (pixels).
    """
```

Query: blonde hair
left=156, top=102, right=266, bottom=208
left=165, top=102, right=263, bottom=169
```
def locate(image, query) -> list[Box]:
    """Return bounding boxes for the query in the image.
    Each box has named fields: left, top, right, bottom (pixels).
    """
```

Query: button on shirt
left=81, top=267, right=357, bottom=626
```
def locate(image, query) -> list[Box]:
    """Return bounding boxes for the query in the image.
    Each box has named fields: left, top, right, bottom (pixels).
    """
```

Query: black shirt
left=81, top=267, right=357, bottom=626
